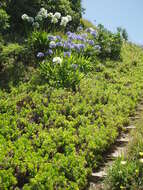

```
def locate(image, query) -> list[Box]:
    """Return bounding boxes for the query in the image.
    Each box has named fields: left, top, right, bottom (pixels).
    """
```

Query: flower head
left=60, top=16, right=69, bottom=26
left=39, top=8, right=48, bottom=19
left=35, top=14, right=43, bottom=21
left=139, top=158, right=143, bottom=163
left=37, top=52, right=44, bottom=58
left=90, top=31, right=97, bottom=38
left=56, top=42, right=63, bottom=47
left=67, top=15, right=72, bottom=22
left=121, top=161, right=127, bottom=165
left=53, top=57, right=62, bottom=64
left=21, top=14, right=29, bottom=21
left=51, top=17, right=58, bottom=24
left=49, top=41, right=56, bottom=48
left=56, top=35, right=62, bottom=41
left=88, top=40, right=95, bottom=46
left=48, top=35, right=57, bottom=41
left=32, top=22, right=40, bottom=28
left=47, top=12, right=54, bottom=17
left=28, top=17, right=34, bottom=23
left=46, top=49, right=53, bottom=55
left=139, top=152, right=143, bottom=157
left=64, top=51, right=71, bottom=57
left=54, top=12, right=61, bottom=19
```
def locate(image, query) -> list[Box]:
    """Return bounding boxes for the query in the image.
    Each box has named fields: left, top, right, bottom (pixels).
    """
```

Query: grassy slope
left=1, top=43, right=143, bottom=189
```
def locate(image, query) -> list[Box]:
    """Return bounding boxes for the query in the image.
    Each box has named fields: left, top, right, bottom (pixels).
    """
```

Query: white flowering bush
left=21, top=8, right=72, bottom=32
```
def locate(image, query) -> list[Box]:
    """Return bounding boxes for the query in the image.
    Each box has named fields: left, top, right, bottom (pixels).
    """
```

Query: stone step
left=116, top=137, right=129, bottom=143
left=137, top=107, right=143, bottom=111
left=90, top=170, right=107, bottom=182
left=89, top=182, right=104, bottom=190
left=126, top=125, right=136, bottom=131
left=130, top=116, right=140, bottom=120
left=111, top=147, right=126, bottom=158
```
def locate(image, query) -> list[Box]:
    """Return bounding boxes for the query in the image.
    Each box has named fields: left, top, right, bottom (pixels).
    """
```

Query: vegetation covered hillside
left=0, top=1, right=143, bottom=190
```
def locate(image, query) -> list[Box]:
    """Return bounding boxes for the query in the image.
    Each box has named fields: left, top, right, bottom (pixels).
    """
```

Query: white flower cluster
left=21, top=8, right=72, bottom=28
left=21, top=14, right=34, bottom=23
left=60, top=15, right=72, bottom=26
left=53, top=57, right=62, bottom=64
left=51, top=12, right=61, bottom=24
left=35, top=8, right=48, bottom=21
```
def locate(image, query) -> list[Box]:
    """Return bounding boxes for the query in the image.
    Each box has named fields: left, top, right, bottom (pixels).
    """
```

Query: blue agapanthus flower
left=37, top=52, right=44, bottom=58
left=79, top=44, right=86, bottom=49
left=56, top=35, right=62, bottom=41
left=73, top=43, right=85, bottom=51
left=48, top=49, right=53, bottom=55
left=45, top=49, right=53, bottom=56
left=64, top=41, right=73, bottom=49
left=64, top=51, right=71, bottom=57
left=56, top=42, right=63, bottom=47
left=48, top=35, right=56, bottom=41
left=90, top=31, right=97, bottom=38
left=88, top=40, right=95, bottom=46
left=49, top=41, right=56, bottom=48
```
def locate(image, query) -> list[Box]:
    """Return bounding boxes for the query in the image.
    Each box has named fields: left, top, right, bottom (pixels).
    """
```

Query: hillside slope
left=1, top=43, right=143, bottom=189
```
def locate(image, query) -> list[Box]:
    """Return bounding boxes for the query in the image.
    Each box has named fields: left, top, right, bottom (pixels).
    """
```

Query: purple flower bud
left=37, top=52, right=44, bottom=58
left=66, top=31, right=72, bottom=36
left=56, top=42, right=63, bottom=47
left=81, top=33, right=88, bottom=38
left=47, top=49, right=53, bottom=55
left=64, top=51, right=71, bottom=57
left=49, top=41, right=56, bottom=48
left=73, top=43, right=85, bottom=51
left=88, top=40, right=95, bottom=46
left=56, top=35, right=62, bottom=41
left=90, top=31, right=97, bottom=38
left=79, top=44, right=86, bottom=49
left=64, top=41, right=73, bottom=49
left=48, top=35, right=56, bottom=41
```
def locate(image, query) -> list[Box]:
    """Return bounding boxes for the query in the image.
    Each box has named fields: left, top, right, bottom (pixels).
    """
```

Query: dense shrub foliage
left=0, top=8, right=10, bottom=34
left=0, top=1, right=142, bottom=189
left=1, top=44, right=143, bottom=189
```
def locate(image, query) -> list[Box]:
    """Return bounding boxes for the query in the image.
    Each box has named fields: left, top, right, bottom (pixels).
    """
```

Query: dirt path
left=87, top=101, right=143, bottom=190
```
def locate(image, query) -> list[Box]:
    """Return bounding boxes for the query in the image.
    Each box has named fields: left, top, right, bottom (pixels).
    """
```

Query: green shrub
left=0, top=43, right=143, bottom=189
left=97, top=24, right=123, bottom=60
left=0, top=9, right=10, bottom=34
left=39, top=55, right=88, bottom=90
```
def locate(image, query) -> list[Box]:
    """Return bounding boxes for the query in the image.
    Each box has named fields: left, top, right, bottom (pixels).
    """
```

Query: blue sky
left=82, top=0, right=143, bottom=44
